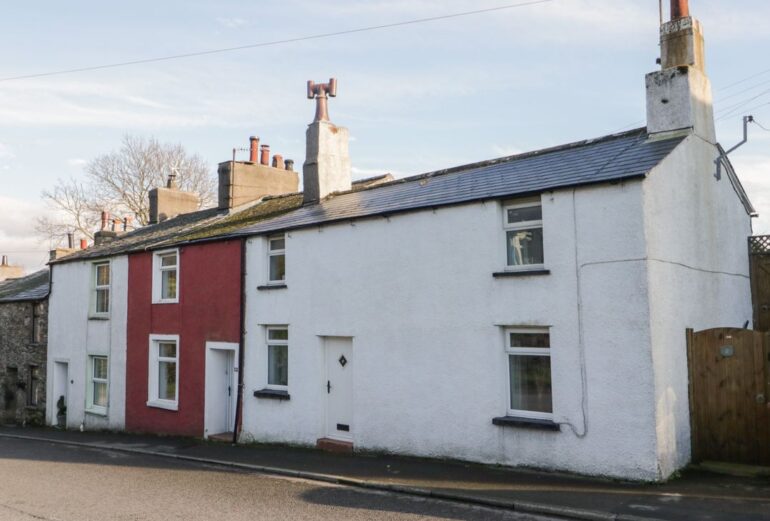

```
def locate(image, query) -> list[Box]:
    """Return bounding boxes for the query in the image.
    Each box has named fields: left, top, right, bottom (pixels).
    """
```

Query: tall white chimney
left=303, top=78, right=352, bottom=205
left=646, top=0, right=716, bottom=142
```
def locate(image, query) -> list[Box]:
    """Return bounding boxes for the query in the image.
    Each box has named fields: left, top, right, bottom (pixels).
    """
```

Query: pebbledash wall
left=125, top=240, right=242, bottom=437
left=46, top=257, right=129, bottom=430
left=240, top=135, right=751, bottom=480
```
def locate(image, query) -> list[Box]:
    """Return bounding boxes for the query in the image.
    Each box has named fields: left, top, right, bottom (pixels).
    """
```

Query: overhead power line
left=0, top=0, right=553, bottom=83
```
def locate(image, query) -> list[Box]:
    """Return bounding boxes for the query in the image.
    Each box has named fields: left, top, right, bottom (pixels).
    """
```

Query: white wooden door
left=204, top=344, right=237, bottom=437
left=325, top=337, right=353, bottom=441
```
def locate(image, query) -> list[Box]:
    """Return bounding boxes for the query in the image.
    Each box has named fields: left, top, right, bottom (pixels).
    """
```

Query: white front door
left=204, top=343, right=238, bottom=438
left=325, top=337, right=353, bottom=441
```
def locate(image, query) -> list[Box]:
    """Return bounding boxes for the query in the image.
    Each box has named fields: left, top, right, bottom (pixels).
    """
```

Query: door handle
left=327, top=380, right=331, bottom=394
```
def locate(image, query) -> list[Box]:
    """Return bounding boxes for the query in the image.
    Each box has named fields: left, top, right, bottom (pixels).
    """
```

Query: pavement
left=0, top=426, right=768, bottom=521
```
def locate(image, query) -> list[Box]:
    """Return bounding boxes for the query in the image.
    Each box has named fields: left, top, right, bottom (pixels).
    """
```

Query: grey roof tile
left=0, top=270, right=49, bottom=302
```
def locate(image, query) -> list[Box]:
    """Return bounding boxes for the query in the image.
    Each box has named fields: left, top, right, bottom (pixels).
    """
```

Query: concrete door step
left=695, top=460, right=770, bottom=478
left=207, top=432, right=235, bottom=443
left=316, top=437, right=353, bottom=453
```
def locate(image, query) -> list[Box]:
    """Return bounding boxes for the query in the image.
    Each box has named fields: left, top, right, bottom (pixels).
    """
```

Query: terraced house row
left=37, top=3, right=755, bottom=481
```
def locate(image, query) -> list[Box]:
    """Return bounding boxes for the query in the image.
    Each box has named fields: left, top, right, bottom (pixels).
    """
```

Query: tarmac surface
left=1, top=426, right=769, bottom=520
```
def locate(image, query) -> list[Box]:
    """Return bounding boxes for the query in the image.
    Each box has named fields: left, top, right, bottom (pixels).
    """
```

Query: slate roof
left=228, top=127, right=686, bottom=238
left=50, top=127, right=688, bottom=263
left=0, top=270, right=50, bottom=303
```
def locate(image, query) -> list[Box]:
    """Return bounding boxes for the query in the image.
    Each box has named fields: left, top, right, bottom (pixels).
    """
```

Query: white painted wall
left=642, top=133, right=753, bottom=477
left=46, top=256, right=128, bottom=430
left=242, top=176, right=671, bottom=480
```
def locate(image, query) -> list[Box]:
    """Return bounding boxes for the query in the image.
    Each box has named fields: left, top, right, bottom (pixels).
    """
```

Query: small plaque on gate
left=719, top=345, right=735, bottom=358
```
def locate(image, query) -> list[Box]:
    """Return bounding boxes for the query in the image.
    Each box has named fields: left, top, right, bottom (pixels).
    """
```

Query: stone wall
left=0, top=299, right=47, bottom=425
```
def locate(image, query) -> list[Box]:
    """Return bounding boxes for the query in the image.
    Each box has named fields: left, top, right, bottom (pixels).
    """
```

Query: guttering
left=232, top=237, right=247, bottom=444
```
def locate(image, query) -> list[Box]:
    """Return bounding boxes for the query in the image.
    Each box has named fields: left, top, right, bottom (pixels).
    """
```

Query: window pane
left=93, top=357, right=108, bottom=379
left=509, top=355, right=552, bottom=414
left=96, top=264, right=110, bottom=286
left=158, top=342, right=176, bottom=358
left=267, top=329, right=288, bottom=341
left=507, top=205, right=542, bottom=224
left=268, top=345, right=288, bottom=386
left=93, top=381, right=108, bottom=407
left=95, top=288, right=109, bottom=314
left=269, top=254, right=286, bottom=281
left=161, top=254, right=177, bottom=267
left=162, top=269, right=177, bottom=299
left=269, top=238, right=285, bottom=251
left=509, top=332, right=550, bottom=348
left=158, top=361, right=177, bottom=400
left=507, top=228, right=544, bottom=266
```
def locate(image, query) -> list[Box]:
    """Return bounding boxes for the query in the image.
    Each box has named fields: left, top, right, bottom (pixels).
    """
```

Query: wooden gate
left=687, top=328, right=770, bottom=465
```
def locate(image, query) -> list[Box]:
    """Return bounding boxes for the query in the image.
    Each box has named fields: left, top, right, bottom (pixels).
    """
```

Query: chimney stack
left=0, top=255, right=24, bottom=281
left=217, top=135, right=299, bottom=209
left=249, top=136, right=260, bottom=163
left=67, top=233, right=74, bottom=249
left=149, top=174, right=200, bottom=224
left=645, top=0, right=715, bottom=142
left=80, top=239, right=88, bottom=250
left=303, top=77, right=351, bottom=205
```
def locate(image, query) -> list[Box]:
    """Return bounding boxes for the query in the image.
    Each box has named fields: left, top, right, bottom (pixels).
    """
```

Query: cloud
left=0, top=143, right=14, bottom=159
left=732, top=154, right=770, bottom=233
left=67, top=158, right=88, bottom=167
left=216, top=17, right=248, bottom=29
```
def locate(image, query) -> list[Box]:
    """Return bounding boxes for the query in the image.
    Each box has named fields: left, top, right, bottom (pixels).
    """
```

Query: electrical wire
left=753, top=118, right=770, bottom=132
left=0, top=0, right=553, bottom=83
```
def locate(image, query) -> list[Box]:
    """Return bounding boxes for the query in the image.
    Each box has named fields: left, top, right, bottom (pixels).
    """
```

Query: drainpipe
left=232, top=237, right=247, bottom=444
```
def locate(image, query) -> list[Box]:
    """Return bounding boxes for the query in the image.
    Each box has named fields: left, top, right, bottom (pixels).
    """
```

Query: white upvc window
left=147, top=334, right=179, bottom=410
left=503, top=199, right=544, bottom=270
left=266, top=327, right=288, bottom=389
left=267, top=235, right=286, bottom=284
left=505, top=328, right=553, bottom=420
left=91, top=261, right=111, bottom=316
left=152, top=249, right=179, bottom=303
left=86, top=355, right=109, bottom=415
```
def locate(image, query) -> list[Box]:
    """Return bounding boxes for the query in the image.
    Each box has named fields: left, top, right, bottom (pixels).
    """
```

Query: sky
left=1, top=0, right=769, bottom=272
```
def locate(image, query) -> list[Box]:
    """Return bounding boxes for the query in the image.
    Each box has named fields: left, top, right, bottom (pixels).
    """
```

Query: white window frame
left=86, top=354, right=109, bottom=415
left=265, top=326, right=288, bottom=390
left=505, top=327, right=553, bottom=420
left=90, top=261, right=111, bottom=317
left=267, top=235, right=286, bottom=285
left=147, top=334, right=180, bottom=411
left=152, top=249, right=180, bottom=304
left=503, top=199, right=545, bottom=271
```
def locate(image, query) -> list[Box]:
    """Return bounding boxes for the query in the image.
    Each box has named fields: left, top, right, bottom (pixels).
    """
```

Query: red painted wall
left=125, top=240, right=241, bottom=436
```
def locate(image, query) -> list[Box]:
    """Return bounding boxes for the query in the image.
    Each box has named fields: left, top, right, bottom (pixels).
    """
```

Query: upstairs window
left=505, top=329, right=553, bottom=419
left=503, top=200, right=544, bottom=269
left=153, top=250, right=179, bottom=303
left=92, top=262, right=111, bottom=316
left=267, top=236, right=286, bottom=284
left=266, top=327, right=288, bottom=389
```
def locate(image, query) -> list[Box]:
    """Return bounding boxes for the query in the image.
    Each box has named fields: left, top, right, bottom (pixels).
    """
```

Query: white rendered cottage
left=236, top=5, right=753, bottom=480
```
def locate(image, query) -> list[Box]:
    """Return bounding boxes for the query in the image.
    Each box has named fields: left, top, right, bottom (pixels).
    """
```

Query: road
left=0, top=437, right=556, bottom=521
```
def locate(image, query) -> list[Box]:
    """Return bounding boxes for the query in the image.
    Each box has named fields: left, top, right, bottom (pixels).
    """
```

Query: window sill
left=152, top=300, right=179, bottom=305
left=85, top=408, right=108, bottom=417
left=146, top=400, right=178, bottom=411
left=254, top=389, right=290, bottom=400
left=493, top=269, right=550, bottom=278
left=257, top=284, right=287, bottom=291
left=88, top=315, right=110, bottom=321
left=492, top=416, right=560, bottom=431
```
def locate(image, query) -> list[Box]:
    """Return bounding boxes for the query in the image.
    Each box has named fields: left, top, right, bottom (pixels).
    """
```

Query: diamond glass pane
left=506, top=228, right=544, bottom=266
left=509, top=355, right=552, bottom=413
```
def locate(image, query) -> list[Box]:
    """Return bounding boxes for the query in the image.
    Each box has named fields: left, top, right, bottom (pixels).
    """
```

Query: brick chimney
left=0, top=255, right=24, bottom=281
left=303, top=78, right=351, bottom=205
left=93, top=210, right=118, bottom=246
left=149, top=173, right=201, bottom=224
left=646, top=0, right=715, bottom=141
left=217, top=136, right=299, bottom=210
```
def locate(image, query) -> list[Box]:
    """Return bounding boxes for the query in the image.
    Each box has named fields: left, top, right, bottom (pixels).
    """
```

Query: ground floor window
left=505, top=328, right=552, bottom=419
left=266, top=327, right=288, bottom=389
left=148, top=335, right=179, bottom=410
left=86, top=356, right=108, bottom=414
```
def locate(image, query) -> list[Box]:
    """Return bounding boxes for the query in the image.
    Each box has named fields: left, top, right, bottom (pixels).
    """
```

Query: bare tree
left=38, top=136, right=215, bottom=244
